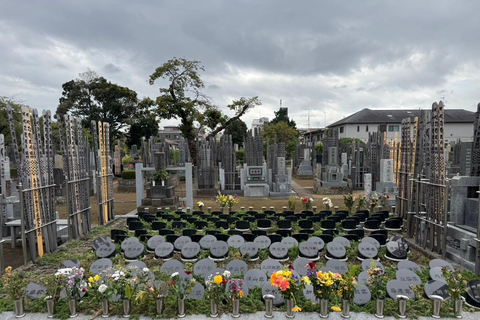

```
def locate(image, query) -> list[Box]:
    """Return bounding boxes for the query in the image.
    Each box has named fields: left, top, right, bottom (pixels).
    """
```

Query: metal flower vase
left=68, top=299, right=78, bottom=318
left=375, top=299, right=384, bottom=319
left=14, top=300, right=25, bottom=318
left=46, top=298, right=55, bottom=318
left=341, top=300, right=350, bottom=319
left=123, top=299, right=131, bottom=318
left=210, top=299, right=218, bottom=318
left=178, top=298, right=186, bottom=318
left=454, top=299, right=463, bottom=319
left=286, top=299, right=295, bottom=318
left=101, top=300, right=109, bottom=318
left=232, top=299, right=240, bottom=318
left=319, top=299, right=329, bottom=318
left=156, top=296, right=164, bottom=316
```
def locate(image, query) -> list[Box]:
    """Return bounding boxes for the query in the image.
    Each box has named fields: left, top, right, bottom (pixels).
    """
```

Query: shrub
left=121, top=170, right=136, bottom=180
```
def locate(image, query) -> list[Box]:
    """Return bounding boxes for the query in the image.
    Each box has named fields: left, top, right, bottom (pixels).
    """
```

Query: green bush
left=236, top=150, right=244, bottom=164
left=9, top=168, right=18, bottom=179
left=122, top=155, right=132, bottom=165
left=121, top=170, right=136, bottom=179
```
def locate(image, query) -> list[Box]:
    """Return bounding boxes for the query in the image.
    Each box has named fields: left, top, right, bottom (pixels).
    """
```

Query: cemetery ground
left=2, top=178, right=479, bottom=319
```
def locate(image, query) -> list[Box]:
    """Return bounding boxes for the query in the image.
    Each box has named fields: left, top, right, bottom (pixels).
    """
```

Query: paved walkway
left=291, top=180, right=314, bottom=199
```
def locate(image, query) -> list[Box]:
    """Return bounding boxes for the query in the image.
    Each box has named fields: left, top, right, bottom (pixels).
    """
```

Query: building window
left=388, top=125, right=399, bottom=132
left=357, top=126, right=360, bottom=132
left=340, top=126, right=344, bottom=133
left=366, top=126, right=369, bottom=132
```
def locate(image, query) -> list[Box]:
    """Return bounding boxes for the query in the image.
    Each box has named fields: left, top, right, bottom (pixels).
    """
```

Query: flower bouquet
left=442, top=267, right=467, bottom=300
left=380, top=194, right=389, bottom=209
left=197, top=201, right=205, bottom=212
left=226, top=279, right=244, bottom=317
left=366, top=265, right=387, bottom=300
left=322, top=197, right=333, bottom=211
left=356, top=195, right=367, bottom=211
left=270, top=269, right=310, bottom=313
left=168, top=271, right=196, bottom=299
left=62, top=266, right=87, bottom=301
left=215, top=194, right=239, bottom=212
left=368, top=192, right=379, bottom=213
left=343, top=194, right=357, bottom=214
left=205, top=270, right=230, bottom=304
left=2, top=266, right=27, bottom=301
left=88, top=271, right=117, bottom=302
left=300, top=197, right=313, bottom=210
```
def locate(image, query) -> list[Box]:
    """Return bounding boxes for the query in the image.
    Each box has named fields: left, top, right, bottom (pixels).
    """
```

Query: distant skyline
left=1, top=1, right=480, bottom=130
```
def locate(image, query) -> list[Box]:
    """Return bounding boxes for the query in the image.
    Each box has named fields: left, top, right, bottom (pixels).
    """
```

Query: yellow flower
left=94, top=275, right=100, bottom=281
left=301, top=276, right=311, bottom=285
left=88, top=283, right=92, bottom=288
left=284, top=271, right=292, bottom=278
left=239, top=291, right=244, bottom=298
left=292, top=306, right=302, bottom=312
left=214, top=275, right=223, bottom=285
left=331, top=306, right=341, bottom=312
left=89, top=277, right=94, bottom=283
left=5, top=266, right=12, bottom=273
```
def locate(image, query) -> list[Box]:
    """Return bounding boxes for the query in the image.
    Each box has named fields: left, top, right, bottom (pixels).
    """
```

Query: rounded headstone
left=124, top=242, right=144, bottom=260
left=126, top=261, right=147, bottom=270
left=240, top=242, right=259, bottom=259
left=254, top=236, right=272, bottom=249
left=325, top=259, right=349, bottom=274
left=357, top=271, right=369, bottom=285
left=354, top=285, right=371, bottom=306
left=333, top=236, right=351, bottom=248
left=326, top=242, right=346, bottom=259
left=362, top=237, right=380, bottom=249
left=396, top=269, right=422, bottom=286
left=261, top=259, right=282, bottom=276
left=269, top=242, right=289, bottom=260
left=307, top=236, right=325, bottom=251
left=361, top=259, right=384, bottom=273
left=60, top=260, right=81, bottom=269
left=429, top=266, right=446, bottom=282
left=194, top=258, right=216, bottom=277
left=174, top=236, right=192, bottom=251
left=209, top=240, right=229, bottom=259
left=25, top=283, right=47, bottom=300
left=244, top=269, right=268, bottom=289
left=227, top=260, right=248, bottom=276
left=121, top=237, right=139, bottom=252
left=358, top=242, right=378, bottom=259
left=90, top=258, right=113, bottom=275
left=147, top=235, right=165, bottom=251
left=466, top=280, right=480, bottom=308
left=429, top=259, right=453, bottom=270
left=96, top=242, right=116, bottom=258
left=386, top=241, right=408, bottom=260
left=155, top=242, right=174, bottom=259
left=398, top=260, right=421, bottom=273
left=281, top=237, right=298, bottom=249
left=160, top=259, right=183, bottom=275
left=293, top=257, right=311, bottom=276
left=262, top=282, right=285, bottom=307
left=93, top=237, right=113, bottom=250
left=389, top=235, right=409, bottom=247
left=228, top=235, right=245, bottom=249
left=181, top=242, right=201, bottom=260
left=386, top=279, right=415, bottom=300
left=199, top=235, right=217, bottom=250
left=303, top=285, right=316, bottom=303
left=299, top=242, right=320, bottom=259
left=424, top=280, right=450, bottom=300
left=187, top=282, right=205, bottom=300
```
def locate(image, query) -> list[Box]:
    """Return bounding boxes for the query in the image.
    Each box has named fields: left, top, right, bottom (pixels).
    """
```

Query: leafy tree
left=262, top=122, right=299, bottom=158
left=0, top=97, right=23, bottom=147
left=224, top=118, right=248, bottom=147
left=57, top=70, right=141, bottom=144
left=126, top=98, right=159, bottom=147
left=271, top=107, right=296, bottom=129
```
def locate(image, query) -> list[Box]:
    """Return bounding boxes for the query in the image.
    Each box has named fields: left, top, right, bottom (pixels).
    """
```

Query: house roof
left=328, top=108, right=475, bottom=127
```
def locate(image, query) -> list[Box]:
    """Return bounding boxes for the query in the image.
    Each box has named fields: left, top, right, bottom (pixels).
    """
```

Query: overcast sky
left=1, top=1, right=480, bottom=130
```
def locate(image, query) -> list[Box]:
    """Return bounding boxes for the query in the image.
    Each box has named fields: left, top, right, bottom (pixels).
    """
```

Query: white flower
left=98, top=284, right=108, bottom=293
left=143, top=267, right=150, bottom=273
left=309, top=198, right=314, bottom=202
left=223, top=271, right=231, bottom=278
left=44, top=295, right=53, bottom=300
left=171, top=272, right=179, bottom=278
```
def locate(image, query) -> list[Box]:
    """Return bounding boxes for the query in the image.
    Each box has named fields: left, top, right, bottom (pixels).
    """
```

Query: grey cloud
left=104, top=63, right=121, bottom=74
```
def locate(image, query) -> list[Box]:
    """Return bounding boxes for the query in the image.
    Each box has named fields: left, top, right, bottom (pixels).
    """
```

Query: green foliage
left=262, top=122, right=298, bottom=158
left=127, top=101, right=159, bottom=147
left=315, top=144, right=323, bottom=155
left=339, top=138, right=366, bottom=155
left=121, top=170, right=136, bottom=180
left=271, top=107, right=296, bottom=129
left=152, top=170, right=169, bottom=182
left=0, top=96, right=23, bottom=147
left=122, top=155, right=132, bottom=165
left=225, top=118, right=248, bottom=147
left=170, top=149, right=180, bottom=164
left=9, top=168, right=18, bottom=179
left=235, top=150, right=244, bottom=164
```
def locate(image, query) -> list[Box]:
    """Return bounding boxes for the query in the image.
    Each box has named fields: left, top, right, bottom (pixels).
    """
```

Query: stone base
left=321, top=180, right=347, bottom=188
left=314, top=185, right=352, bottom=195
left=244, top=183, right=270, bottom=197
left=141, top=196, right=179, bottom=207
left=294, top=174, right=314, bottom=180
left=269, top=191, right=295, bottom=199
left=375, top=182, right=397, bottom=194
left=445, top=224, right=477, bottom=271
left=196, top=189, right=218, bottom=196
left=147, top=185, right=175, bottom=199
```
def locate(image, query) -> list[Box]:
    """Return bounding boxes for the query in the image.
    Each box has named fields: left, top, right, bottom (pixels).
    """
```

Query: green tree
left=57, top=70, right=141, bottom=144
left=0, top=97, right=23, bottom=147
left=224, top=118, right=248, bottom=147
left=126, top=98, right=159, bottom=147
left=262, top=122, right=299, bottom=158
left=271, top=107, right=296, bottom=129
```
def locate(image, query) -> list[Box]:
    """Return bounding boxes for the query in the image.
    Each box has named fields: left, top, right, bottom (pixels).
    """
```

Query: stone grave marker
left=389, top=235, right=409, bottom=246
left=60, top=260, right=81, bottom=268
left=357, top=271, right=369, bottom=285
left=326, top=242, right=346, bottom=260
left=228, top=235, right=245, bottom=249
left=361, top=259, right=384, bottom=273
left=281, top=237, right=298, bottom=249
left=354, top=285, right=371, bottom=306
left=261, top=259, right=282, bottom=276
left=25, top=283, right=47, bottom=299
left=244, top=269, right=268, bottom=289
left=254, top=236, right=271, bottom=249
left=147, top=235, right=165, bottom=252
left=204, top=268, right=226, bottom=282
left=386, top=280, right=415, bottom=300
left=332, top=236, right=351, bottom=248
left=160, top=259, right=183, bottom=275
left=358, top=242, right=378, bottom=259
left=174, top=236, right=192, bottom=251
left=90, top=258, right=113, bottom=275
left=96, top=243, right=116, bottom=258
left=187, top=282, right=205, bottom=300
left=303, top=285, right=316, bottom=303
left=293, top=257, right=310, bottom=276
left=429, top=259, right=453, bottom=270
left=121, top=237, right=139, bottom=252
left=210, top=241, right=229, bottom=260
left=398, top=261, right=421, bottom=273
left=262, top=282, right=284, bottom=307
left=307, top=236, right=325, bottom=251
left=93, top=237, right=113, bottom=250
left=240, top=242, right=259, bottom=260
left=194, top=259, right=216, bottom=277
left=325, top=259, right=349, bottom=274
left=386, top=241, right=408, bottom=261
left=155, top=242, right=174, bottom=260
left=269, top=242, right=289, bottom=260
left=429, top=267, right=446, bottom=281
left=181, top=242, right=201, bottom=260
left=362, top=237, right=380, bottom=249
left=466, top=280, right=480, bottom=308
left=396, top=269, right=422, bottom=286
left=299, top=241, right=320, bottom=259
left=424, top=280, right=450, bottom=300
left=226, top=260, right=248, bottom=276
left=199, top=235, right=217, bottom=249
left=126, top=261, right=147, bottom=270
left=124, top=242, right=144, bottom=260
